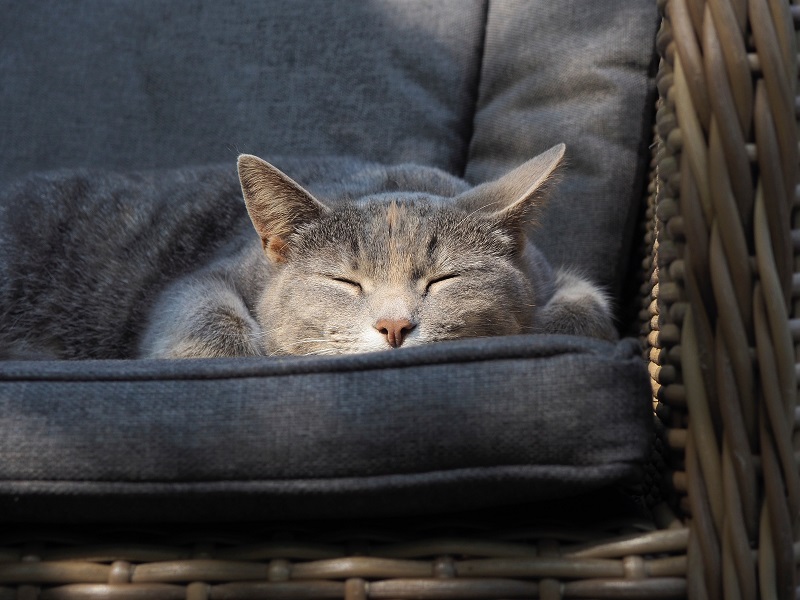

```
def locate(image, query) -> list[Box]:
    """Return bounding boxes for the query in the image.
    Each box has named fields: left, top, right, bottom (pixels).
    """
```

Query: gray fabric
left=466, top=0, right=658, bottom=296
left=0, top=0, right=485, bottom=186
left=0, top=336, right=652, bottom=522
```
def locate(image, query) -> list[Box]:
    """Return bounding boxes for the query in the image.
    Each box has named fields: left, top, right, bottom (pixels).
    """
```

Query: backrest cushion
left=1, top=1, right=658, bottom=296
left=0, top=1, right=485, bottom=184
left=466, top=0, right=658, bottom=294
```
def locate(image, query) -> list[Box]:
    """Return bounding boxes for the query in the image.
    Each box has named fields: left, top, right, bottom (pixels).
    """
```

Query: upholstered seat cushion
left=0, top=336, right=651, bottom=522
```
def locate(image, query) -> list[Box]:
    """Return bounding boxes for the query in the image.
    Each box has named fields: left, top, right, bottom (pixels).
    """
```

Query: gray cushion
left=0, top=0, right=484, bottom=185
left=466, top=0, right=658, bottom=295
left=0, top=1, right=657, bottom=522
left=0, top=336, right=652, bottom=522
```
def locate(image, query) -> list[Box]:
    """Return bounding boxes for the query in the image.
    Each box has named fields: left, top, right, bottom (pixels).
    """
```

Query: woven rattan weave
left=0, top=519, right=689, bottom=600
left=647, top=0, right=799, bottom=597
left=1, top=1, right=798, bottom=598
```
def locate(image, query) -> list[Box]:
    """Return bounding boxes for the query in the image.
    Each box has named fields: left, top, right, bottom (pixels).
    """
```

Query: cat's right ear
left=238, top=155, right=330, bottom=263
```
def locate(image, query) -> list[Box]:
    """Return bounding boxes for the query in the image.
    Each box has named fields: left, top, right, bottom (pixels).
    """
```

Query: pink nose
left=374, top=318, right=416, bottom=348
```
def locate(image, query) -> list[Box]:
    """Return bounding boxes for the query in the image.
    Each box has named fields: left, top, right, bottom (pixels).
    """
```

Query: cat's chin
left=284, top=333, right=427, bottom=356
left=299, top=343, right=406, bottom=356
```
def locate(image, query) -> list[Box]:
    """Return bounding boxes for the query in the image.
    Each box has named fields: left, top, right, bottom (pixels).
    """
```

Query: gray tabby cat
left=0, top=144, right=615, bottom=359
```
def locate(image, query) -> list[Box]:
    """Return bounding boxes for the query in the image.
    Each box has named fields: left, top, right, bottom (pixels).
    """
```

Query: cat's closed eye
left=329, top=276, right=363, bottom=294
left=425, top=273, right=459, bottom=294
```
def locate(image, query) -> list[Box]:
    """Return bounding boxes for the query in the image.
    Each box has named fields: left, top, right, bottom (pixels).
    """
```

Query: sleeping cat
left=0, top=144, right=615, bottom=359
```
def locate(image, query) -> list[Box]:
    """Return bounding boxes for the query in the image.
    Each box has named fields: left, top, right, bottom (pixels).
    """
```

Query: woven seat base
left=0, top=506, right=688, bottom=600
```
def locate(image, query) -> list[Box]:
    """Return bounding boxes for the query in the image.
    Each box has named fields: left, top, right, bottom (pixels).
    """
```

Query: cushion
left=0, top=0, right=485, bottom=186
left=466, top=0, right=659, bottom=296
left=0, top=2, right=657, bottom=523
left=0, top=336, right=652, bottom=523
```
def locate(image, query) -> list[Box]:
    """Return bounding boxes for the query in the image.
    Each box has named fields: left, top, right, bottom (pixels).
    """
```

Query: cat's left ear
left=455, top=143, right=565, bottom=232
left=238, top=155, right=330, bottom=263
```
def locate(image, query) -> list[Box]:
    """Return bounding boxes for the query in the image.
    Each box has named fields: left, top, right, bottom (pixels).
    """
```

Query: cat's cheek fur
left=412, top=269, right=532, bottom=343
left=256, top=271, right=362, bottom=355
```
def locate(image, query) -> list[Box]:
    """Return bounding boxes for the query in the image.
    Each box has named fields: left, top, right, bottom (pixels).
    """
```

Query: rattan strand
left=653, top=0, right=799, bottom=598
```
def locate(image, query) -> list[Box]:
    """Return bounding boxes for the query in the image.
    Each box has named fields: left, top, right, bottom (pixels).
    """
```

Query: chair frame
left=649, top=0, right=799, bottom=596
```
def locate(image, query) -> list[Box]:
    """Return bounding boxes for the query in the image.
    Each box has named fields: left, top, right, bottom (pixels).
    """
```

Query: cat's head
left=238, top=145, right=565, bottom=355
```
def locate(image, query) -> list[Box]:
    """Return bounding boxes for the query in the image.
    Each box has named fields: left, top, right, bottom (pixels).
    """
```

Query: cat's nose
left=374, top=318, right=416, bottom=348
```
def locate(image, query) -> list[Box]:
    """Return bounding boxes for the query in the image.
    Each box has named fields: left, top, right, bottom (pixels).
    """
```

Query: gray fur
left=0, top=146, right=615, bottom=360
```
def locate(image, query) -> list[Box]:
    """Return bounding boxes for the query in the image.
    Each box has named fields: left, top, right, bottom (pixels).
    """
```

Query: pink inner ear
left=265, top=235, right=289, bottom=263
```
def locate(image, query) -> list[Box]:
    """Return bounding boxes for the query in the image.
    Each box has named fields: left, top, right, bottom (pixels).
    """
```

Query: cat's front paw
left=165, top=308, right=267, bottom=358
left=535, top=270, right=617, bottom=341
left=139, top=292, right=268, bottom=359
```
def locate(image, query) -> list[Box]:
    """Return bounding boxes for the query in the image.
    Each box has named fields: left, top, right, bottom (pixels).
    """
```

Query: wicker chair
left=1, top=1, right=797, bottom=598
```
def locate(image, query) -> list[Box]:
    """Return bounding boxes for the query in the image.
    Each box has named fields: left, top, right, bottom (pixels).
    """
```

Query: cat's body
left=0, top=145, right=616, bottom=360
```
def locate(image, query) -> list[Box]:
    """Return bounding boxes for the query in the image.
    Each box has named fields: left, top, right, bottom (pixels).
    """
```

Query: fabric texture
left=0, top=336, right=652, bottom=522
left=467, top=0, right=659, bottom=296
left=0, top=0, right=486, bottom=186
